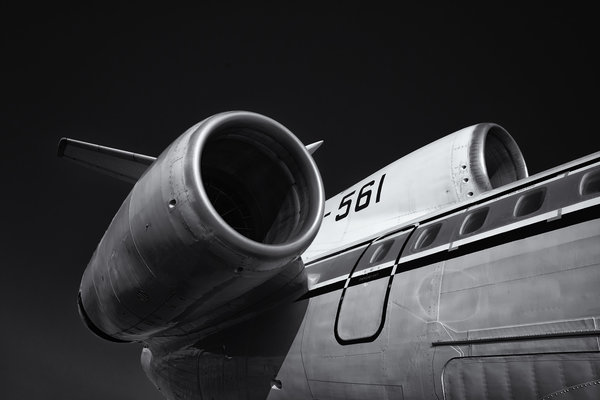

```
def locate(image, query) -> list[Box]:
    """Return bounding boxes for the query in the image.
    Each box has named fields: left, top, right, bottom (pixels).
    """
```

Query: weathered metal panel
left=337, top=278, right=389, bottom=341
left=308, top=380, right=403, bottom=400
left=442, top=353, right=600, bottom=400
left=302, top=290, right=388, bottom=388
left=439, top=219, right=600, bottom=332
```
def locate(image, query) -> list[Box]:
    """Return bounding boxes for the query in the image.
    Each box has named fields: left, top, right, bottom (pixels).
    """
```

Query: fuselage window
left=414, top=223, right=442, bottom=250
left=580, top=169, right=600, bottom=196
left=460, top=207, right=489, bottom=236
left=513, top=187, right=546, bottom=217
left=369, top=240, right=393, bottom=264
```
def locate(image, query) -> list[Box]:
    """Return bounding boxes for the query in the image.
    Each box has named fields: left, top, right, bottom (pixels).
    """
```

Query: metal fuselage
left=144, top=154, right=600, bottom=400
left=59, top=113, right=599, bottom=399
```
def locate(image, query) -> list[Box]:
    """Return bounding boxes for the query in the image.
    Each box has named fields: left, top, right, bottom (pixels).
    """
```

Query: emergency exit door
left=335, top=227, right=414, bottom=344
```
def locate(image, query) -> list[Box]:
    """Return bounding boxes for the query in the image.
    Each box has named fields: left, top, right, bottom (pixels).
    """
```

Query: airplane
left=57, top=111, right=600, bottom=400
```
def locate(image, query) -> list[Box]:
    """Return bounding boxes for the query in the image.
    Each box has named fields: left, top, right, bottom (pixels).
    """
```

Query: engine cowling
left=78, top=111, right=324, bottom=342
left=303, top=123, right=528, bottom=260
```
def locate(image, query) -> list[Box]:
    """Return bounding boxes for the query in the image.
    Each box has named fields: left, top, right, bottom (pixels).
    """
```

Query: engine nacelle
left=78, top=112, right=324, bottom=342
left=303, top=123, right=528, bottom=259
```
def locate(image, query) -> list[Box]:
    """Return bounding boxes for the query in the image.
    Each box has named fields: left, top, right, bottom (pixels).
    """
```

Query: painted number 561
left=335, top=174, right=386, bottom=221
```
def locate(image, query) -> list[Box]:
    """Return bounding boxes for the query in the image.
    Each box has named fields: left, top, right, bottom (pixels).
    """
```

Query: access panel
left=443, top=353, right=600, bottom=400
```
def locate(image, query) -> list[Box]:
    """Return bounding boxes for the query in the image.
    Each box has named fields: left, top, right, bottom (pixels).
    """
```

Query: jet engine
left=303, top=123, right=529, bottom=258
left=77, top=112, right=324, bottom=342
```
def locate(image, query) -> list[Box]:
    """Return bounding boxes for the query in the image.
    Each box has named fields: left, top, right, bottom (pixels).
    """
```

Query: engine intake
left=302, top=122, right=529, bottom=260
left=469, top=123, right=528, bottom=191
left=195, top=114, right=322, bottom=254
left=77, top=112, right=324, bottom=341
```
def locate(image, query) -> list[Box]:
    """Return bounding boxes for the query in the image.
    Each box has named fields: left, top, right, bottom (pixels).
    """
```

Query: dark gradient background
left=1, top=4, right=598, bottom=400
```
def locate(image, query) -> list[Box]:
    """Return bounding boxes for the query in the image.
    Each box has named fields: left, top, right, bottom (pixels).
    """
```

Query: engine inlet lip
left=469, top=123, right=528, bottom=191
left=186, top=111, right=325, bottom=259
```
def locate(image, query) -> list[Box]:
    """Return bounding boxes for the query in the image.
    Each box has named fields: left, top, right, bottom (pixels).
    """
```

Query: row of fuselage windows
left=409, top=166, right=600, bottom=253
left=308, top=165, right=600, bottom=286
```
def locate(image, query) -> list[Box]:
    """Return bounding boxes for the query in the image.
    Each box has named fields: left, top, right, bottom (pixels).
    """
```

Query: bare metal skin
left=59, top=111, right=600, bottom=399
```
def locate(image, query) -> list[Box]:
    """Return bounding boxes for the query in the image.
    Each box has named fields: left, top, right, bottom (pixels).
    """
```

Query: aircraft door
left=335, top=227, right=415, bottom=344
